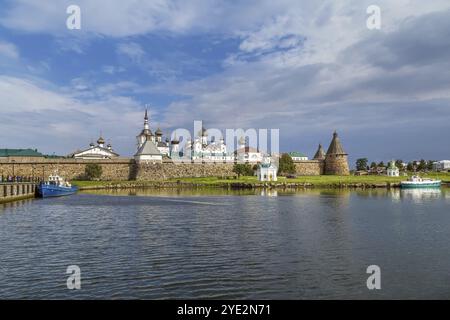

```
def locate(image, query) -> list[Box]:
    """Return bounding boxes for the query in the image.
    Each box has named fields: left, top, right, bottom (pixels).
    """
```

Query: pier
left=0, top=182, right=39, bottom=204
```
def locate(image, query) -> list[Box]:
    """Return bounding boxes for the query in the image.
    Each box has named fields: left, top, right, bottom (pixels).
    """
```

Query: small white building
left=257, top=157, right=278, bottom=182
left=288, top=151, right=308, bottom=161
left=433, top=160, right=450, bottom=172
left=387, top=160, right=400, bottom=177
left=70, top=136, right=119, bottom=159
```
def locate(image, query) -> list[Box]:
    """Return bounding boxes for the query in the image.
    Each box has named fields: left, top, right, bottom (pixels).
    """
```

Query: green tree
left=278, top=153, right=296, bottom=176
left=406, top=162, right=414, bottom=172
left=370, top=162, right=377, bottom=169
left=395, top=159, right=403, bottom=169
left=417, top=159, right=427, bottom=171
left=232, top=163, right=254, bottom=178
left=356, top=158, right=368, bottom=171
left=85, top=163, right=103, bottom=180
left=427, top=160, right=435, bottom=171
left=378, top=161, right=385, bottom=168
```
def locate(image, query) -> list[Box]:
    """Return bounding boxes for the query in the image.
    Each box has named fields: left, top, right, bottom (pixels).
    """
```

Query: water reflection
left=1, top=186, right=449, bottom=299
left=260, top=189, right=278, bottom=197
left=79, top=186, right=449, bottom=201
left=390, top=188, right=443, bottom=203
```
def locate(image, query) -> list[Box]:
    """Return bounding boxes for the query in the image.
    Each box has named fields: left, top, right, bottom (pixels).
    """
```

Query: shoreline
left=74, top=180, right=450, bottom=191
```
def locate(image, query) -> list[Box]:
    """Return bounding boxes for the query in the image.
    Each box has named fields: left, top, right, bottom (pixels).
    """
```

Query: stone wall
left=293, top=160, right=324, bottom=176
left=0, top=158, right=134, bottom=181
left=135, top=162, right=236, bottom=180
left=0, top=157, right=337, bottom=181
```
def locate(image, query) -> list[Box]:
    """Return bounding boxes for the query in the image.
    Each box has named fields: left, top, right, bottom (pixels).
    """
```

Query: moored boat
left=400, top=175, right=441, bottom=189
left=37, top=174, right=78, bottom=198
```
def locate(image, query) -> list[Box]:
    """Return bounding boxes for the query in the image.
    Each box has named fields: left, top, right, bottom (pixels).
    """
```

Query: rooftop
left=288, top=152, right=307, bottom=158
left=0, top=148, right=44, bottom=157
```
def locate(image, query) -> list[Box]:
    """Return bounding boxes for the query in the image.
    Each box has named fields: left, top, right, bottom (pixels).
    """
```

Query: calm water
left=0, top=187, right=449, bottom=299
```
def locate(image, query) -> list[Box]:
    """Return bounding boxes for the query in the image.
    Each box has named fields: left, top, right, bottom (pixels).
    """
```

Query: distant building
left=186, top=127, right=234, bottom=162
left=134, top=110, right=162, bottom=163
left=433, top=160, right=450, bottom=172
left=288, top=152, right=308, bottom=161
left=0, top=149, right=44, bottom=159
left=387, top=160, right=400, bottom=177
left=257, top=157, right=278, bottom=182
left=234, top=136, right=263, bottom=163
left=170, top=133, right=181, bottom=159
left=70, top=136, right=119, bottom=160
left=155, top=128, right=170, bottom=156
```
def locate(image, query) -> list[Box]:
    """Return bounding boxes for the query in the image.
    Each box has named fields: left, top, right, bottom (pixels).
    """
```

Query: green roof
left=0, top=149, right=44, bottom=157
left=288, top=152, right=307, bottom=157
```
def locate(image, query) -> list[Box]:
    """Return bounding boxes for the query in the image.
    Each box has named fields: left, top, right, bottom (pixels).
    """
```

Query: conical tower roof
left=326, top=131, right=347, bottom=155
left=313, top=143, right=326, bottom=160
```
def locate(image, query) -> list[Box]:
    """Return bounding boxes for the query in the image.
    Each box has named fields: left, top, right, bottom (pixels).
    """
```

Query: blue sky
left=0, top=0, right=450, bottom=164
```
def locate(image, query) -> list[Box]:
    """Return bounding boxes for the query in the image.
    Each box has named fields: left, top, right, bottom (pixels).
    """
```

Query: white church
left=134, top=110, right=166, bottom=163
left=70, top=136, right=119, bottom=159
left=183, top=127, right=234, bottom=162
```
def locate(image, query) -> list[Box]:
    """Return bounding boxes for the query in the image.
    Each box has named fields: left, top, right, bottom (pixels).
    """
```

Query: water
left=0, top=187, right=449, bottom=299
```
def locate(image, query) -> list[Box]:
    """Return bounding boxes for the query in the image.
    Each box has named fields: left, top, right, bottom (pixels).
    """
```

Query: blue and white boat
left=400, top=175, right=441, bottom=189
left=37, top=174, right=78, bottom=198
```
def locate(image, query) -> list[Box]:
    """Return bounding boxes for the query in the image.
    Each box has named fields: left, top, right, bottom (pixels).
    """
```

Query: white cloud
left=0, top=40, right=19, bottom=59
left=2, top=0, right=450, bottom=160
left=0, top=75, right=147, bottom=156
left=116, top=42, right=145, bottom=61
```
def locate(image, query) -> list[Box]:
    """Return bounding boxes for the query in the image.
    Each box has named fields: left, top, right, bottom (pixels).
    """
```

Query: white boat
left=400, top=175, right=441, bottom=188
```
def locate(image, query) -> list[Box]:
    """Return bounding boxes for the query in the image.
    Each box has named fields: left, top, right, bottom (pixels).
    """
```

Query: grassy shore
left=72, top=172, right=450, bottom=190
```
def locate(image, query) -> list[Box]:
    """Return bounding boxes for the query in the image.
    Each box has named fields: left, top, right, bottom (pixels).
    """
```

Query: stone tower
left=324, top=131, right=350, bottom=175
left=313, top=143, right=326, bottom=160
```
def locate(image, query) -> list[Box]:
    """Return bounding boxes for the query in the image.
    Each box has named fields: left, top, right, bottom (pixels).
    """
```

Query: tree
left=378, top=161, right=385, bottom=168
left=427, top=160, right=435, bottom=171
left=232, top=163, right=254, bottom=178
left=406, top=162, right=414, bottom=172
left=395, top=159, right=403, bottom=169
left=85, top=163, right=102, bottom=180
left=278, top=153, right=296, bottom=176
left=370, top=162, right=377, bottom=169
left=417, top=159, right=427, bottom=171
left=356, top=158, right=368, bottom=171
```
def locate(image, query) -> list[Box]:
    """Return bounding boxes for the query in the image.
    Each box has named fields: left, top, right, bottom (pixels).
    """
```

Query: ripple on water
left=1, top=190, right=450, bottom=299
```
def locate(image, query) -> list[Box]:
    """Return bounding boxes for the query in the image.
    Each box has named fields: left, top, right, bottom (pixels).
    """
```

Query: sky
left=0, top=0, right=449, bottom=165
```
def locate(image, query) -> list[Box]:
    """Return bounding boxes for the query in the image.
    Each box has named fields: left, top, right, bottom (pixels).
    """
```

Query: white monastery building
left=70, top=136, right=119, bottom=159
left=288, top=151, right=308, bottom=161
left=234, top=136, right=263, bottom=163
left=185, top=127, right=234, bottom=162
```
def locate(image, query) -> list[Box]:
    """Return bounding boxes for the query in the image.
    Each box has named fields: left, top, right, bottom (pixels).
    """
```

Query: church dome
left=97, top=136, right=105, bottom=145
left=155, top=128, right=163, bottom=136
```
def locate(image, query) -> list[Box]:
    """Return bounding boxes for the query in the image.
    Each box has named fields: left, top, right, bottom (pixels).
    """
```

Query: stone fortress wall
left=0, top=158, right=134, bottom=181
left=0, top=157, right=332, bottom=180
left=0, top=129, right=351, bottom=180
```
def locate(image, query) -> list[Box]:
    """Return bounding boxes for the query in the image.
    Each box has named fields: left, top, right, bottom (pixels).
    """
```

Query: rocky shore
left=75, top=180, right=412, bottom=191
